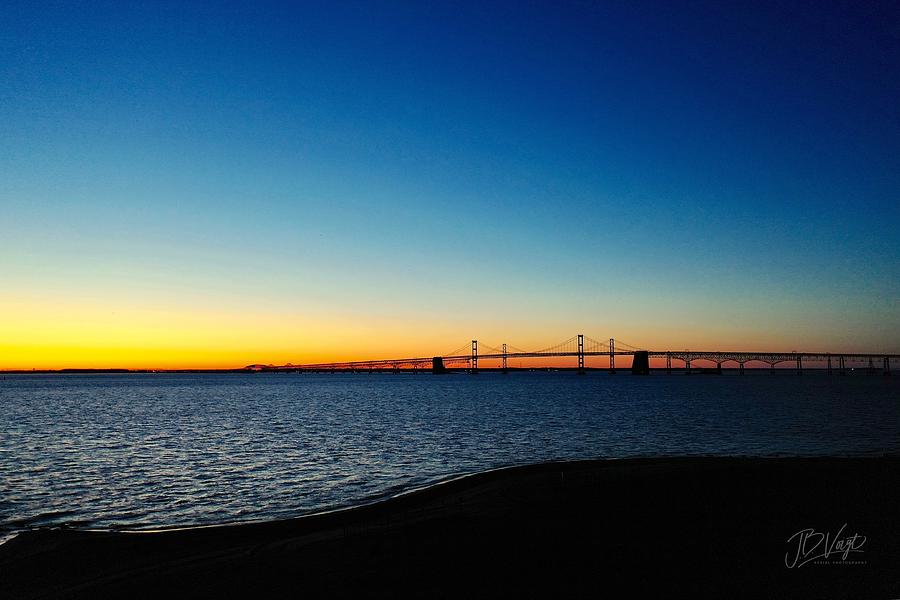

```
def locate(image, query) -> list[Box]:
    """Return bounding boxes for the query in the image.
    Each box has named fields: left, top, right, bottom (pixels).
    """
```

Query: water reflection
left=1, top=372, right=897, bottom=532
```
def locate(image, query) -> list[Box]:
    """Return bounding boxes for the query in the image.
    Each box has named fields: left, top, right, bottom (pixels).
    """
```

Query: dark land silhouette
left=2, top=456, right=898, bottom=598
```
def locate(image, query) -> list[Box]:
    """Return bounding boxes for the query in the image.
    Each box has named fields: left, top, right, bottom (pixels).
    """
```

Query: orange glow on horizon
left=1, top=295, right=891, bottom=370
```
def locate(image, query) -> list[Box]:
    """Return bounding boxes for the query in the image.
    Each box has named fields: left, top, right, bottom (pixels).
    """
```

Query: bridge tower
left=471, top=340, right=478, bottom=374
left=502, top=343, right=508, bottom=374
left=577, top=335, right=585, bottom=374
left=609, top=338, right=616, bottom=374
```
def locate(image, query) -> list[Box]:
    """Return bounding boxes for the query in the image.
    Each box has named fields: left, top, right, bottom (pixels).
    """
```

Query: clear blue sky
left=2, top=1, right=899, bottom=366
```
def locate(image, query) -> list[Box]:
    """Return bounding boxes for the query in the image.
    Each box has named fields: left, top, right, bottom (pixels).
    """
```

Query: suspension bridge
left=253, top=335, right=898, bottom=375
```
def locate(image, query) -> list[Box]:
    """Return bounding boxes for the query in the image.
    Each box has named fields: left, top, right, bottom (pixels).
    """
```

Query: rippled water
left=2, top=372, right=898, bottom=535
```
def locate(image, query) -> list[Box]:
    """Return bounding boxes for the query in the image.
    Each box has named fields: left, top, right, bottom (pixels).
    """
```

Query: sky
left=2, top=0, right=899, bottom=368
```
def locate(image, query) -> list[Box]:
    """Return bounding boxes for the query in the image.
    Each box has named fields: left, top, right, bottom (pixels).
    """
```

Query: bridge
left=260, top=335, right=898, bottom=375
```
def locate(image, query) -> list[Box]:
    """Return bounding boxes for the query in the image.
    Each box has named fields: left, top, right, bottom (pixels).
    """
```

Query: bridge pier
left=885, top=357, right=892, bottom=376
left=739, top=361, right=745, bottom=375
left=839, top=356, right=846, bottom=375
left=432, top=357, right=448, bottom=374
left=577, top=335, right=585, bottom=375
left=609, top=338, right=616, bottom=374
left=631, top=351, right=650, bottom=375
left=770, top=362, right=775, bottom=375
left=666, top=353, right=672, bottom=375
left=868, top=357, right=876, bottom=375
left=827, top=354, right=833, bottom=375
left=685, top=357, right=691, bottom=374
left=470, top=340, right=478, bottom=374
left=796, top=355, right=802, bottom=375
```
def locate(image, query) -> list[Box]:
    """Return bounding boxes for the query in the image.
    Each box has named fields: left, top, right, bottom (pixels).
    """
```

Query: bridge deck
left=280, top=349, right=899, bottom=371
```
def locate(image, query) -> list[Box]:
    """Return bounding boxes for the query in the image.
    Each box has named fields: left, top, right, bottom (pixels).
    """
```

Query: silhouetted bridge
left=262, top=335, right=898, bottom=375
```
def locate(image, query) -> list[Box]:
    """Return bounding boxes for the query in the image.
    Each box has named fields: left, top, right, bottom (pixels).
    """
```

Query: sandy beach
left=2, top=456, right=898, bottom=598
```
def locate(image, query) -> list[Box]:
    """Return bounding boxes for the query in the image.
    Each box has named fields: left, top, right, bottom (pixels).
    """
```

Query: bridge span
left=261, top=335, right=899, bottom=375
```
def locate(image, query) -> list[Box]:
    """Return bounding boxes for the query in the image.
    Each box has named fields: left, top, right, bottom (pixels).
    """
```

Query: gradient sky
left=2, top=1, right=899, bottom=368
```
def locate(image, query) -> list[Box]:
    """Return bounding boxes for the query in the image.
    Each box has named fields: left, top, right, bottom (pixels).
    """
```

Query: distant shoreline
left=0, top=367, right=881, bottom=374
left=0, top=368, right=253, bottom=374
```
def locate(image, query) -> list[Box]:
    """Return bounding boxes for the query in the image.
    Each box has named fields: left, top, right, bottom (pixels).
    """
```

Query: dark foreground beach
left=2, top=457, right=898, bottom=599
